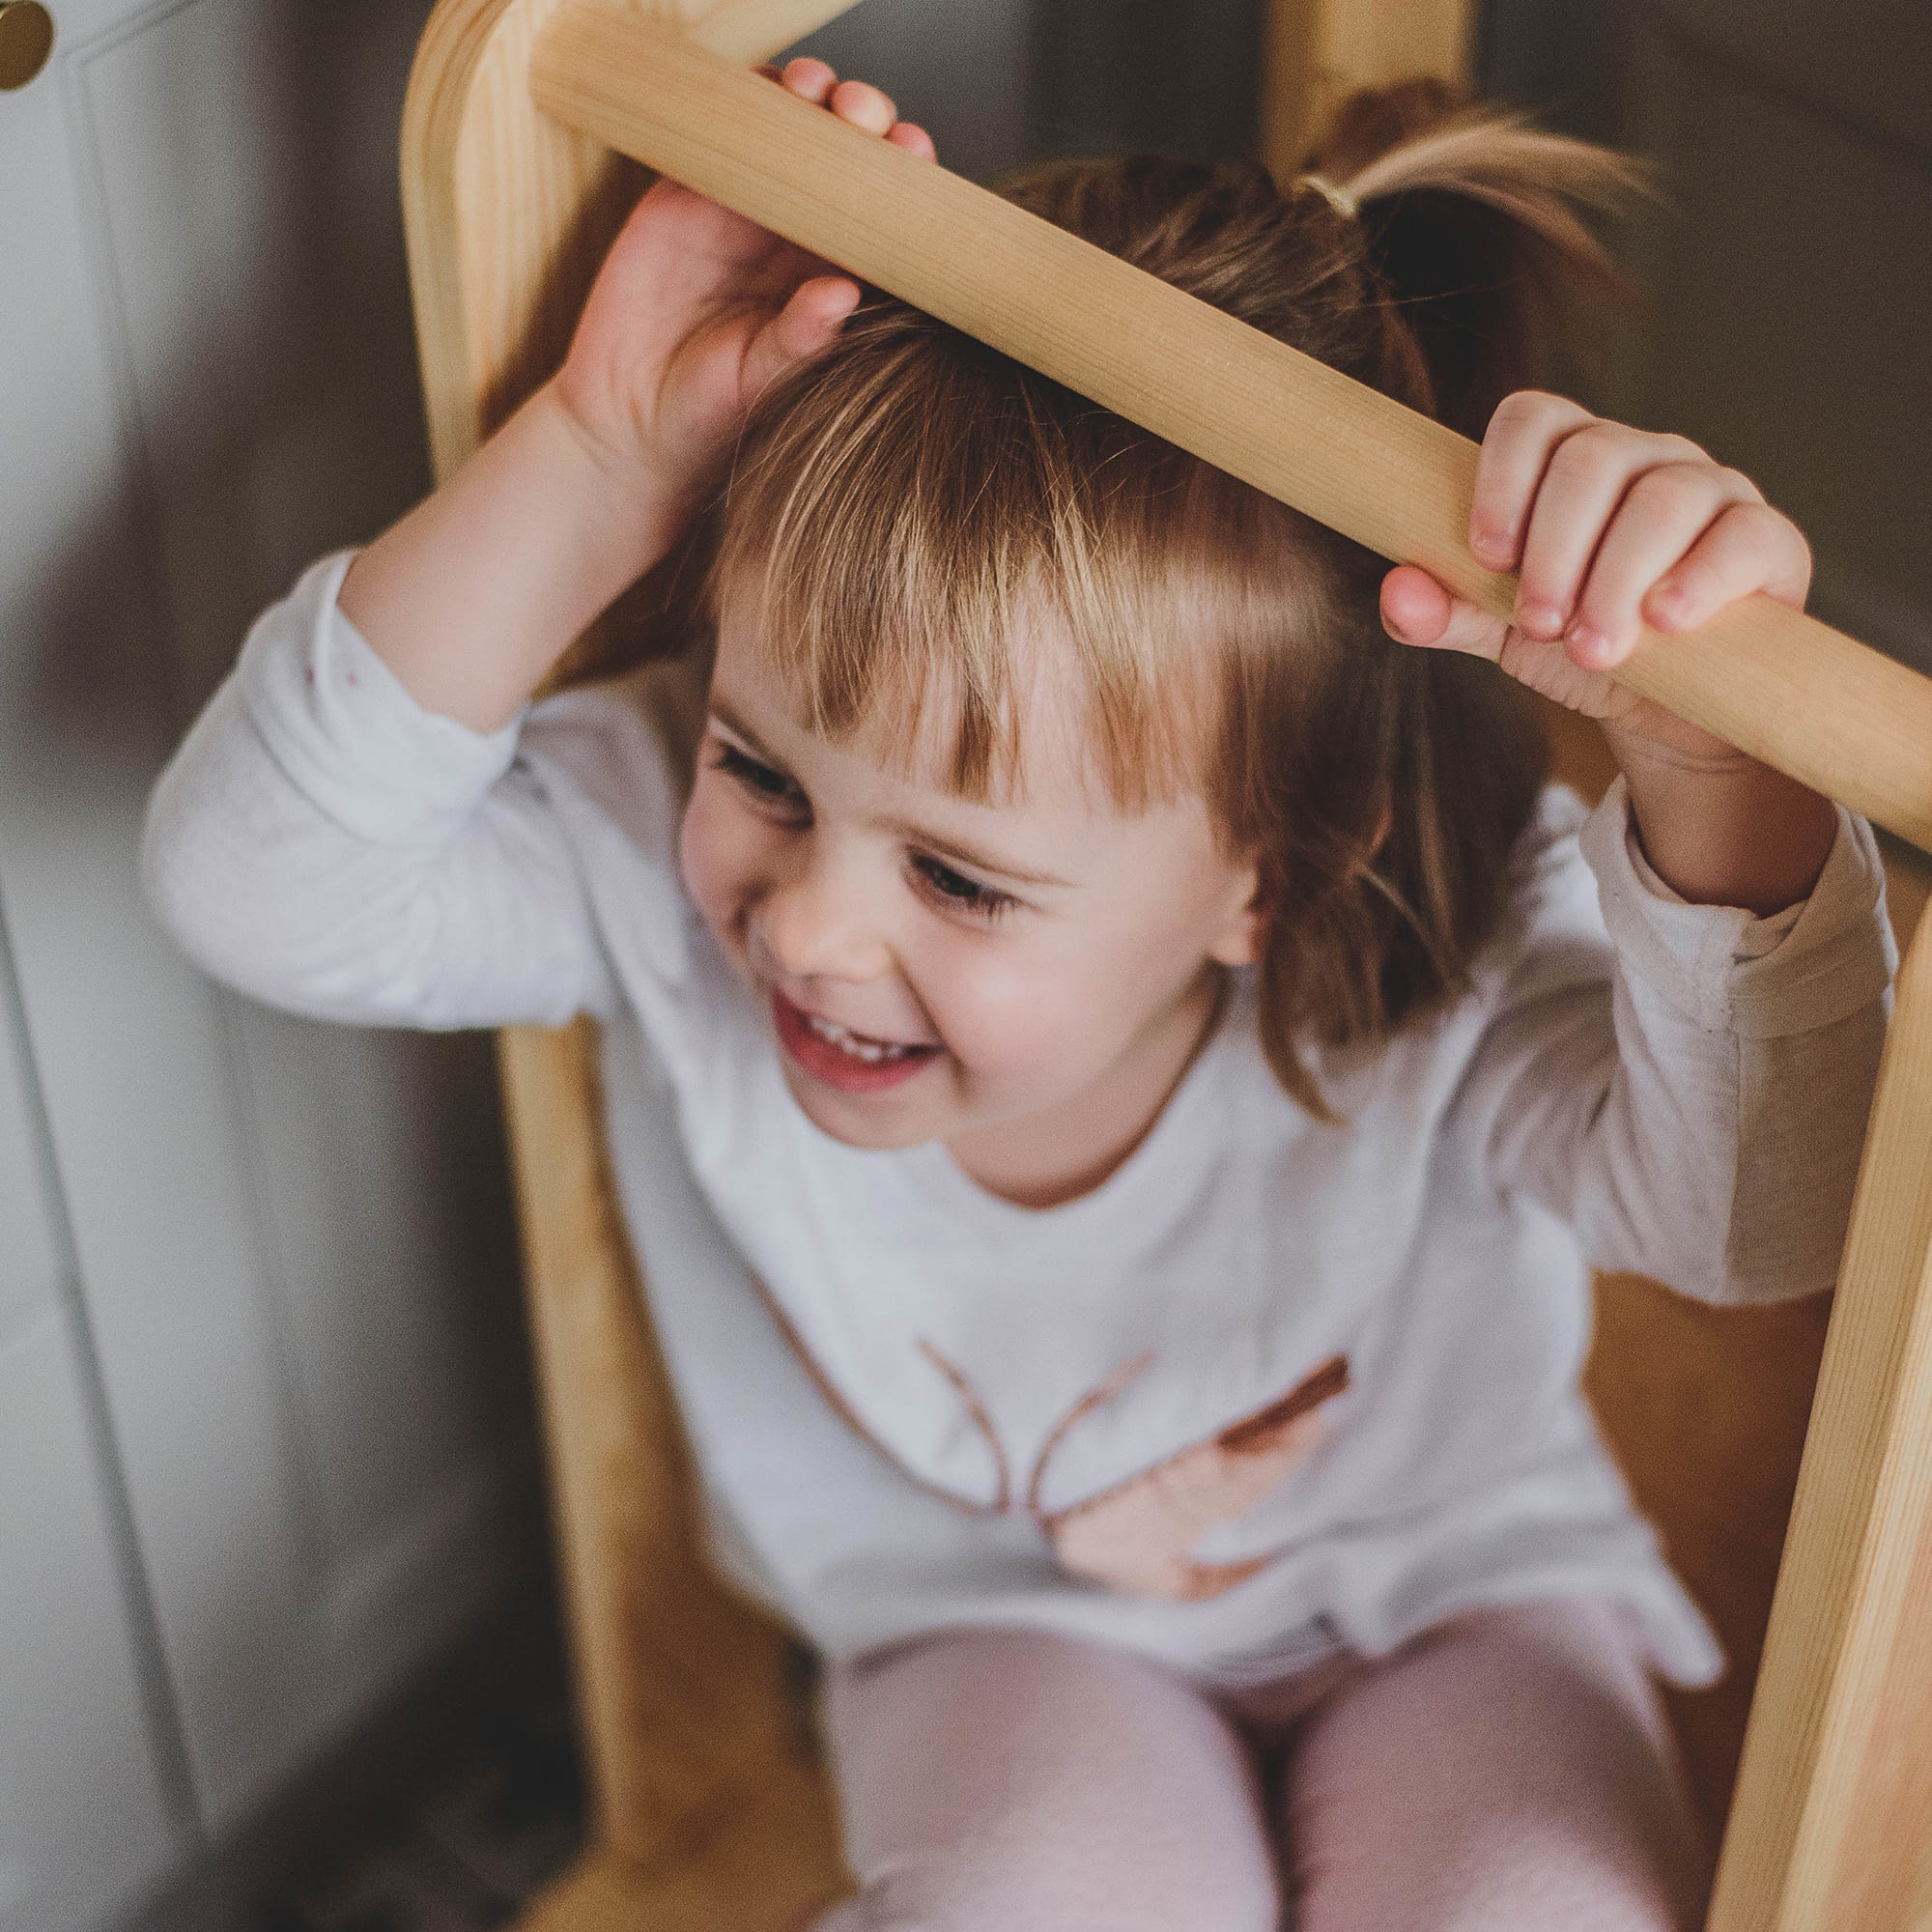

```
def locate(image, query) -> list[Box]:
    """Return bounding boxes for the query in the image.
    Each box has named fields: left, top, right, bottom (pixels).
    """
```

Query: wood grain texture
left=496, top=1022, right=829, bottom=1872
left=530, top=0, right=1932, bottom=858
left=402, top=0, right=860, bottom=478
left=1708, top=907, right=1932, bottom=1932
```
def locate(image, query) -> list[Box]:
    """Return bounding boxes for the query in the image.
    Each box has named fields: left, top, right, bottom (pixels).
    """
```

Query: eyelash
left=711, top=741, right=808, bottom=818
left=909, top=854, right=1018, bottom=923
left=709, top=739, right=1019, bottom=923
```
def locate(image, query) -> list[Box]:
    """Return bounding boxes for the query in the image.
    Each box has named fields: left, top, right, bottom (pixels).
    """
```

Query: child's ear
left=1207, top=856, right=1264, bottom=969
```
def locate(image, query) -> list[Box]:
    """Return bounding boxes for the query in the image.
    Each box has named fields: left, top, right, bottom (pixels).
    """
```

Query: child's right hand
left=552, top=58, right=934, bottom=501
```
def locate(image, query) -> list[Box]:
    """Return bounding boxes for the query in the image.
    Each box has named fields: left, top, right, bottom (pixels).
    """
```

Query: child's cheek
left=924, top=943, right=1104, bottom=1094
left=678, top=780, right=763, bottom=970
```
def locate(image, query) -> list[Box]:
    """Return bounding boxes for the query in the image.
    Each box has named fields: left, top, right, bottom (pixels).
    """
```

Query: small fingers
left=780, top=59, right=928, bottom=154
left=1469, top=391, right=1593, bottom=568
left=1566, top=465, right=1762, bottom=666
left=1643, top=501, right=1813, bottom=634
left=777, top=60, right=889, bottom=129
left=743, top=274, right=863, bottom=393
left=1512, top=421, right=1712, bottom=643
left=829, top=75, right=898, bottom=135
left=887, top=119, right=937, bottom=161
left=778, top=56, right=837, bottom=103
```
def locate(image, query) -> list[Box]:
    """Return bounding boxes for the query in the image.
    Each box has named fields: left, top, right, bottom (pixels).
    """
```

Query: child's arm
left=1378, top=389, right=1839, bottom=917
left=339, top=61, right=934, bottom=734
left=143, top=63, right=931, bottom=1031
left=1387, top=394, right=1893, bottom=1303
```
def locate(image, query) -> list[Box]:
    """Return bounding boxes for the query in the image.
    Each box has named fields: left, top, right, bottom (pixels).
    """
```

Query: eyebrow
left=706, top=698, right=1076, bottom=891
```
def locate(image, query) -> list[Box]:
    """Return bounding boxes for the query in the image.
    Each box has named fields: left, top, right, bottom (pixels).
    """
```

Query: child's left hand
left=1378, top=389, right=1812, bottom=770
left=1379, top=390, right=1840, bottom=916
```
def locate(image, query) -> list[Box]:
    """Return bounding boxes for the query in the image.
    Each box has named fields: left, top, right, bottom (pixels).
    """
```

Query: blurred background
left=0, top=1, right=1925, bottom=1928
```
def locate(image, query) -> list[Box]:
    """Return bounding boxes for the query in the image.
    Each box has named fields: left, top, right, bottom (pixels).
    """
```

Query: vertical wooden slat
left=1711, top=922, right=1932, bottom=1930
left=1260, top=0, right=1478, bottom=182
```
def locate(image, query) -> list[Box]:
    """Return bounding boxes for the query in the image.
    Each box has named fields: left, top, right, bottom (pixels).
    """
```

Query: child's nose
left=755, top=852, right=895, bottom=985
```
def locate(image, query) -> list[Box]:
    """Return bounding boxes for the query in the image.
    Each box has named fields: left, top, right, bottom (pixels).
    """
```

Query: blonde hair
left=613, top=81, right=1649, bottom=1115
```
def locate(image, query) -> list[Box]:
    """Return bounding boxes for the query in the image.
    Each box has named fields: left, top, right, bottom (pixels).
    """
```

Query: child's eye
left=911, top=853, right=1016, bottom=923
left=712, top=741, right=808, bottom=818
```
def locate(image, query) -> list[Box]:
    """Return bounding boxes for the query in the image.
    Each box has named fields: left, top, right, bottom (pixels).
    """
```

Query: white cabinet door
left=0, top=904, right=181, bottom=1926
left=1, top=0, right=539, bottom=1863
left=0, top=1309, right=182, bottom=1932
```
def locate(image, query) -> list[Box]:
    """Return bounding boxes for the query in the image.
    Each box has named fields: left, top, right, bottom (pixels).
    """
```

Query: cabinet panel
left=0, top=1309, right=179, bottom=1932
left=0, top=925, right=61, bottom=1348
left=1614, top=21, right=1932, bottom=673
left=1, top=0, right=536, bottom=1846
left=1644, top=0, right=1931, bottom=159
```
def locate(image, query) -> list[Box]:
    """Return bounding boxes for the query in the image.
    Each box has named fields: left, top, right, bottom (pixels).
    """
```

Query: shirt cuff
left=1579, top=773, right=1896, bottom=1038
left=237, top=550, right=527, bottom=851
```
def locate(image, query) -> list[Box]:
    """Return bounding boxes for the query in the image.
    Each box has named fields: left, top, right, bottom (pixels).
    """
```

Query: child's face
left=679, top=603, right=1261, bottom=1177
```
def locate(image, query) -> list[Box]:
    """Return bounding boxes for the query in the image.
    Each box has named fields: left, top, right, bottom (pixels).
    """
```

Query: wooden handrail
left=529, top=0, right=1932, bottom=855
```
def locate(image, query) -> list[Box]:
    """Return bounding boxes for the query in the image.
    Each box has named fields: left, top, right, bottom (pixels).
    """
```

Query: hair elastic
left=1299, top=172, right=1360, bottom=219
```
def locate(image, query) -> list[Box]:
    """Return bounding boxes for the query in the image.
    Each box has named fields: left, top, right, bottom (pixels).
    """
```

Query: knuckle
left=1629, top=463, right=1718, bottom=515
left=1720, top=498, right=1776, bottom=533
left=1546, top=422, right=1629, bottom=484
left=1725, top=498, right=1809, bottom=557
left=1491, top=388, right=1582, bottom=432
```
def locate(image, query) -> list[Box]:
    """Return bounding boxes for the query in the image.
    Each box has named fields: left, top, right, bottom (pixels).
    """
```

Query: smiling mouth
left=771, top=990, right=940, bottom=1094
left=803, top=1010, right=921, bottom=1063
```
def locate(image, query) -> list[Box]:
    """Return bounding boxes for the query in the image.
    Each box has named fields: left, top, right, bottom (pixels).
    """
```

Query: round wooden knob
left=0, top=2, right=54, bottom=91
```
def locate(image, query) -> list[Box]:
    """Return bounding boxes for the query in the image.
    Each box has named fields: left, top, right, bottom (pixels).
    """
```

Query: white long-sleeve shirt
left=142, top=552, right=1896, bottom=1689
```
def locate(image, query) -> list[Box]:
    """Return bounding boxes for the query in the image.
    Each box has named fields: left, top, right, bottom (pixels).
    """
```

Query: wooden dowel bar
left=530, top=0, right=1932, bottom=854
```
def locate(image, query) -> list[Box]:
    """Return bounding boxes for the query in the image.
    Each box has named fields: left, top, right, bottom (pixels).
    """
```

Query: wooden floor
left=518, top=1749, right=844, bottom=1932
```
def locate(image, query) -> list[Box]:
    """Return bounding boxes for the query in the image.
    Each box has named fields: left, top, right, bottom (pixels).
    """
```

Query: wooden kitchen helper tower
left=399, top=2, right=1932, bottom=1925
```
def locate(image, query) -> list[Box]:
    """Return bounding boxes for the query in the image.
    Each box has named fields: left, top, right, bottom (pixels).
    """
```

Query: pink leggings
left=807, top=1598, right=1710, bottom=1931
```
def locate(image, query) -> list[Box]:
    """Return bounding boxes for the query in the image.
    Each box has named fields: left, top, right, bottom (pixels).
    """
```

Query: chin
left=780, top=1064, right=948, bottom=1151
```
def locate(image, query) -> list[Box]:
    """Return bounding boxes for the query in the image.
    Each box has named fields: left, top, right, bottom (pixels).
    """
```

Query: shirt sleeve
left=1459, top=777, right=1896, bottom=1306
left=141, top=550, right=621, bottom=1030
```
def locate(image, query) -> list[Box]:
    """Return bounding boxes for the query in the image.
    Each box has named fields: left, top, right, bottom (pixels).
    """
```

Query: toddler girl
left=144, top=60, right=1894, bottom=1932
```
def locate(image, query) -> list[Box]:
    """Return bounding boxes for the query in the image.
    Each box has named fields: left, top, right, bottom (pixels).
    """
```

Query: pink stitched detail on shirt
left=1024, top=1350, right=1156, bottom=1518
left=745, top=1273, right=1002, bottom=1517
left=1040, top=1355, right=1351, bottom=1604
left=745, top=1266, right=1350, bottom=1593
left=917, top=1338, right=1013, bottom=1514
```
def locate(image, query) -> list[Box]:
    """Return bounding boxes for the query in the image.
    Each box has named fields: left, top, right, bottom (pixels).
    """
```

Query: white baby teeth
left=806, top=1011, right=913, bottom=1063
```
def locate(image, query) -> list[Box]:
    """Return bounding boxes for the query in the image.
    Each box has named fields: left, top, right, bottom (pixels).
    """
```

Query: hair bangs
left=708, top=309, right=1327, bottom=814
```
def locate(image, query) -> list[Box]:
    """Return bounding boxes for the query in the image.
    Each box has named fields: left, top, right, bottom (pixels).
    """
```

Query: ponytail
left=1305, top=79, right=1653, bottom=438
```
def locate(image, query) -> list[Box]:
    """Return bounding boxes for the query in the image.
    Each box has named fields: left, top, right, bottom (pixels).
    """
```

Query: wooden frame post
left=1260, top=0, right=1479, bottom=184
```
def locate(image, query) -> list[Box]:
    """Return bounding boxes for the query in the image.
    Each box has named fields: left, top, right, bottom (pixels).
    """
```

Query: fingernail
left=1567, top=623, right=1615, bottom=667
left=1472, top=529, right=1513, bottom=564
left=1517, top=601, right=1564, bottom=637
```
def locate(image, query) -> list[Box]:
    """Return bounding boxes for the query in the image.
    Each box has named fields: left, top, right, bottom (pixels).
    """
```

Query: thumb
left=1380, top=564, right=1508, bottom=662
left=742, top=274, right=861, bottom=397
